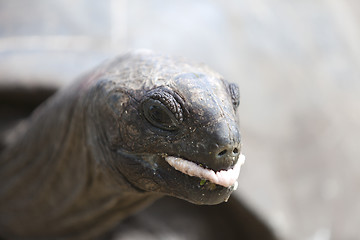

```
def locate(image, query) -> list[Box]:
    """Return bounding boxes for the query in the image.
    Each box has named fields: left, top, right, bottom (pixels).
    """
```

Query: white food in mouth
left=165, top=154, right=245, bottom=188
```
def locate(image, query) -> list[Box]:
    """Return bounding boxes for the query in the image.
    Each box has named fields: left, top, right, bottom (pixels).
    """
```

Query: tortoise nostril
left=217, top=146, right=240, bottom=158
left=233, top=148, right=239, bottom=154
left=210, top=144, right=241, bottom=171
left=218, top=149, right=228, bottom=156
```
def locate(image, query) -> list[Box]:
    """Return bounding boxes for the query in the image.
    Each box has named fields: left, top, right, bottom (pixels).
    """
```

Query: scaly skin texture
left=0, top=50, right=242, bottom=239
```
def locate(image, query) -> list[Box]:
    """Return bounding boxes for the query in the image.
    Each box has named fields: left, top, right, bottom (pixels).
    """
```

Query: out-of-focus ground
left=1, top=1, right=359, bottom=239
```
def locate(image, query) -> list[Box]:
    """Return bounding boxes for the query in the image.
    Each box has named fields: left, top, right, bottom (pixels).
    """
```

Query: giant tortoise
left=0, top=50, right=276, bottom=240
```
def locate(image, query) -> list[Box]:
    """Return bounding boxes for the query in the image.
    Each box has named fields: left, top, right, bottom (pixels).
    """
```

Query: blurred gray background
left=0, top=1, right=359, bottom=239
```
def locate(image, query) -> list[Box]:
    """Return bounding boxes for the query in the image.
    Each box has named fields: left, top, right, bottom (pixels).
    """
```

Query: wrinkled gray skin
left=0, top=50, right=242, bottom=239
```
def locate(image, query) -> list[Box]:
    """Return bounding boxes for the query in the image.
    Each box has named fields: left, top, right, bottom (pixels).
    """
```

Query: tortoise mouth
left=115, top=149, right=244, bottom=204
left=164, top=154, right=245, bottom=188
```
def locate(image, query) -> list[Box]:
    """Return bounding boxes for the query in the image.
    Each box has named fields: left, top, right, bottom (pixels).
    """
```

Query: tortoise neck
left=0, top=86, right=159, bottom=239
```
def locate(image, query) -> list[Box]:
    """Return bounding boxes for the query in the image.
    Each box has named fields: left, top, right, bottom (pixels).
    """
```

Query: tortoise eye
left=142, top=89, right=183, bottom=131
left=228, top=83, right=240, bottom=110
left=143, top=99, right=179, bottom=131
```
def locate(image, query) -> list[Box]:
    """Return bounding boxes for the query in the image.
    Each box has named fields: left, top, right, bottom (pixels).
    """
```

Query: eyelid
left=147, top=90, right=184, bottom=123
left=152, top=93, right=183, bottom=122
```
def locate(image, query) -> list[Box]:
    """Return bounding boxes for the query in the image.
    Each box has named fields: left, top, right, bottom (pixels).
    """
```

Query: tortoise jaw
left=165, top=154, right=245, bottom=188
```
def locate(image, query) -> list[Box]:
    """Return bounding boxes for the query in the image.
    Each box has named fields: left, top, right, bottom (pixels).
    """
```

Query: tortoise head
left=85, top=51, right=244, bottom=205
